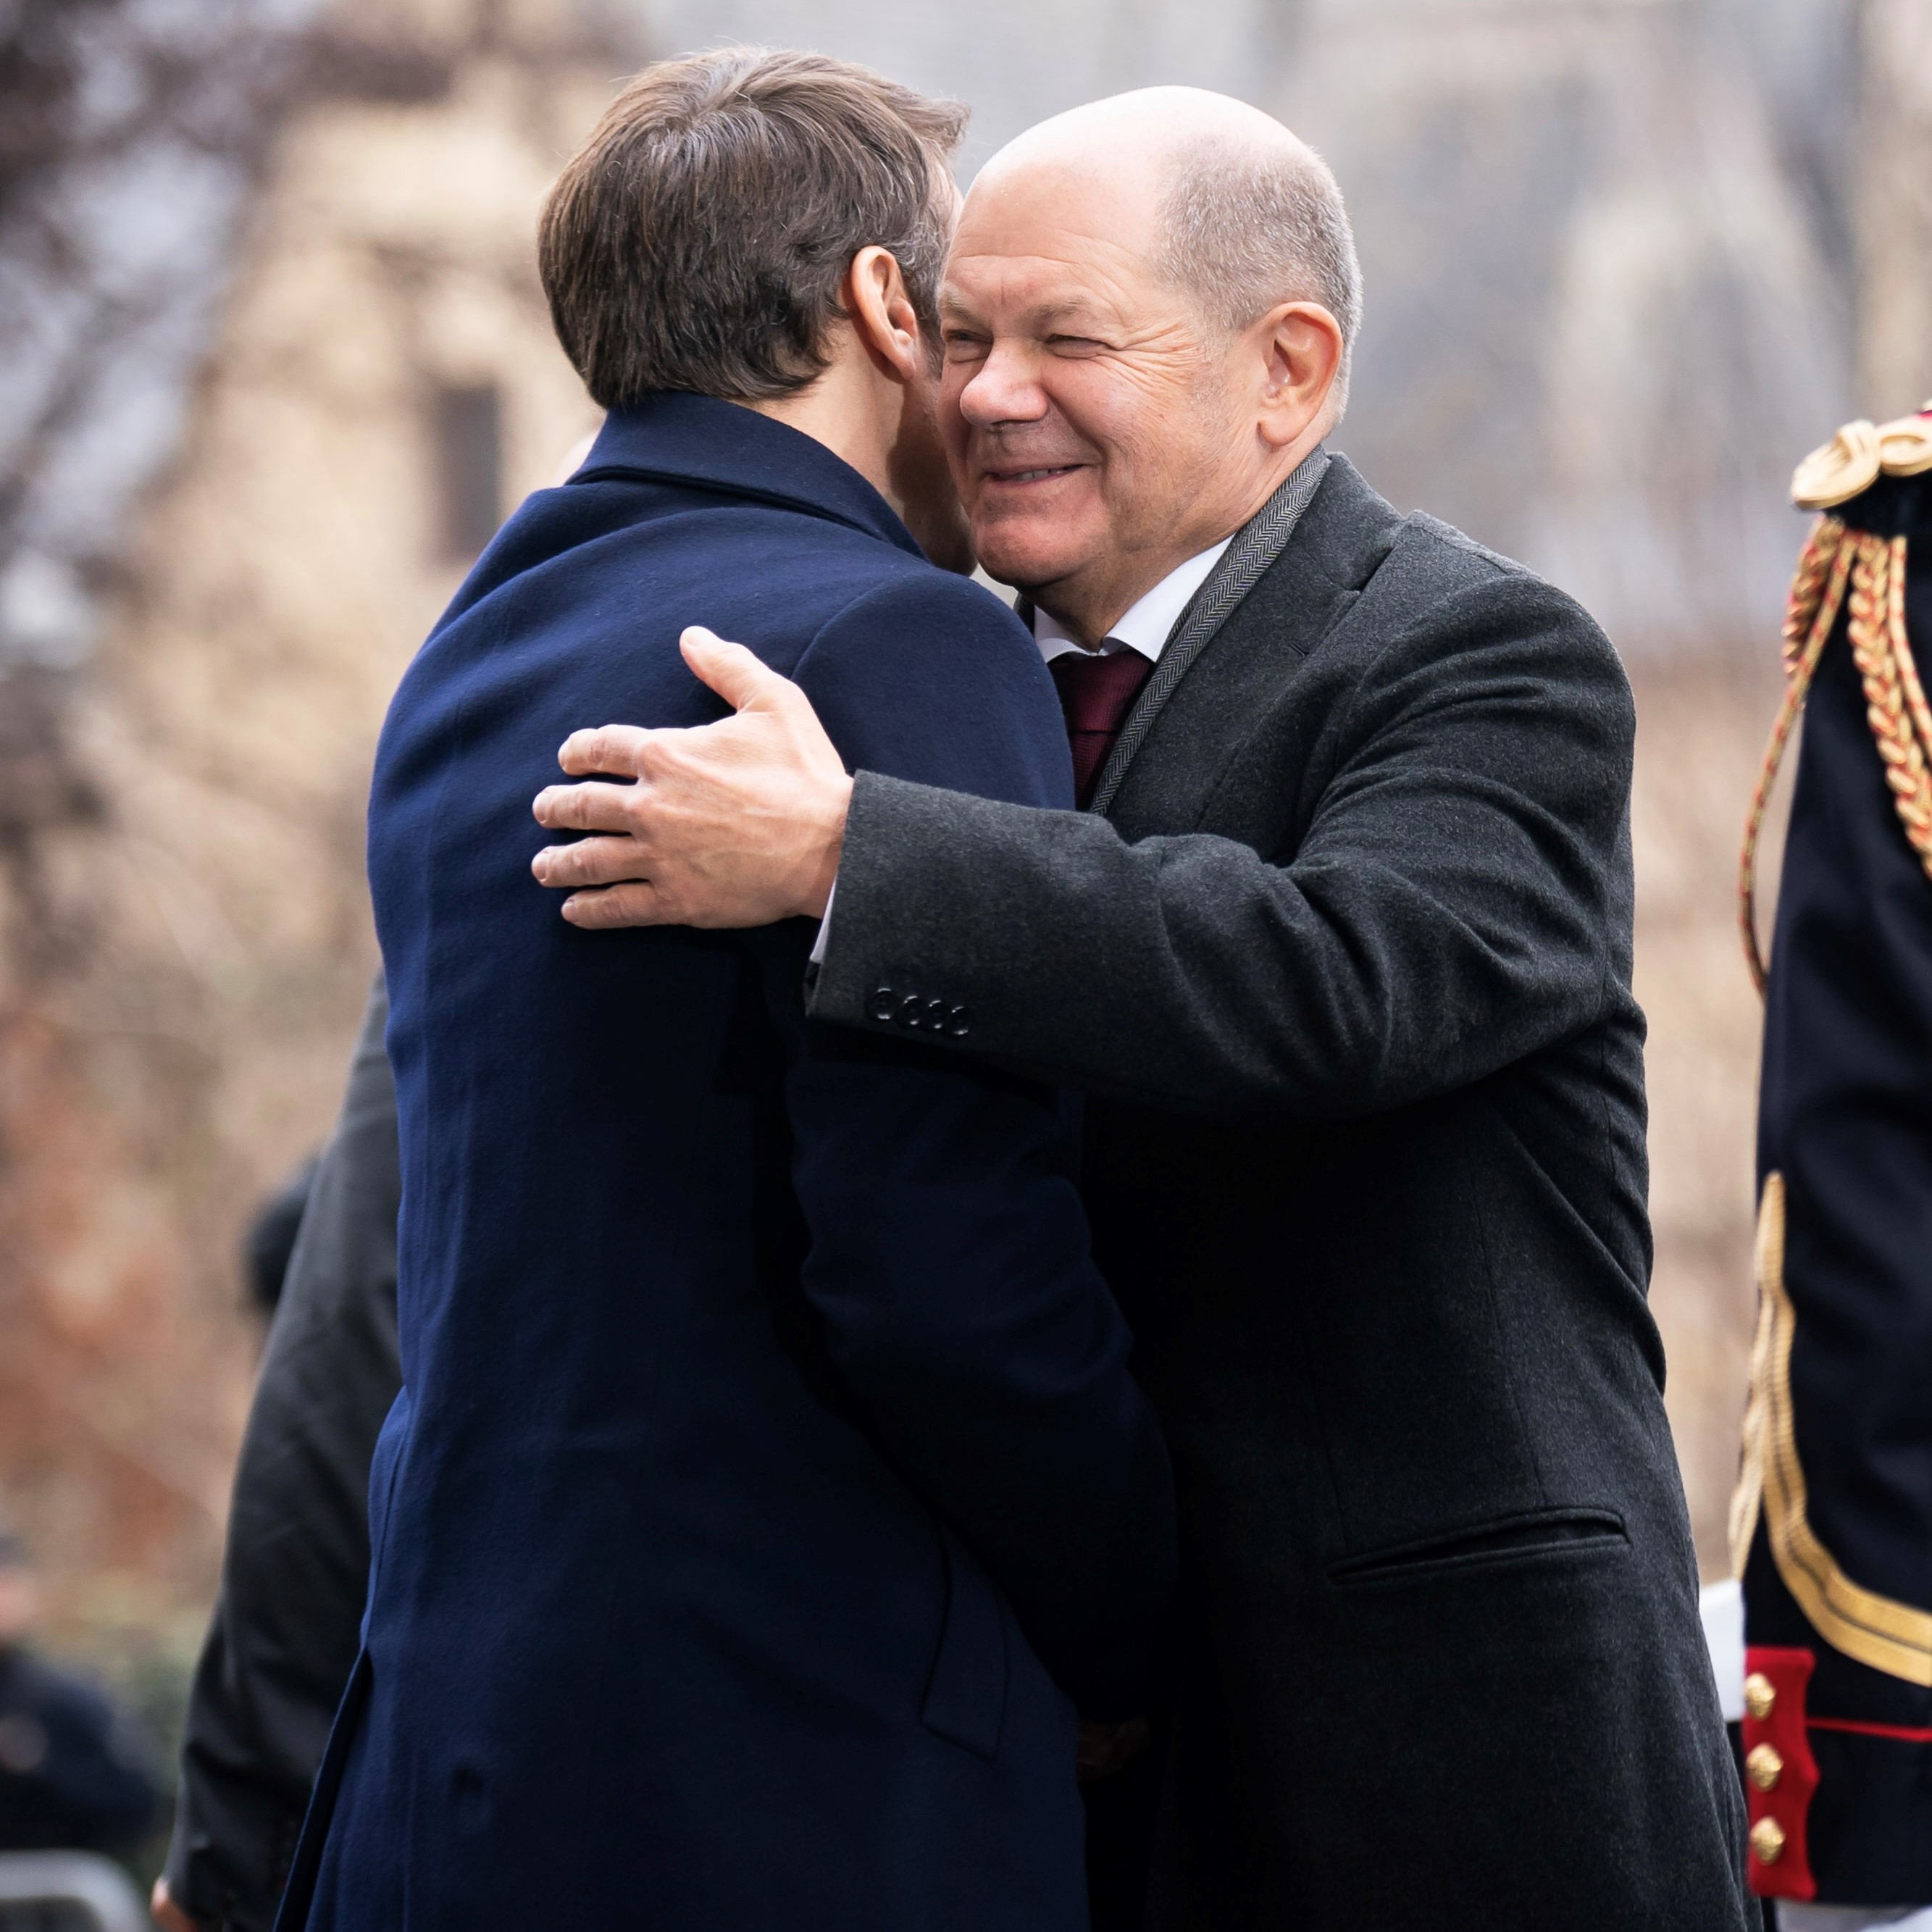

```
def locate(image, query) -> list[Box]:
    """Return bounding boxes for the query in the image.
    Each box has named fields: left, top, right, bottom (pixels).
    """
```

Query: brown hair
left=540, top=48, right=967, bottom=407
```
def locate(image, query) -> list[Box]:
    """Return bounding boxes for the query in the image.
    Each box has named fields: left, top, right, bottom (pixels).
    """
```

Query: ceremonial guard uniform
left=1733, top=405, right=1932, bottom=1921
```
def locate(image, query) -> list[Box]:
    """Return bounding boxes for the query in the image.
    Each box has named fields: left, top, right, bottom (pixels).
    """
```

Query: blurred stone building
left=0, top=0, right=615, bottom=1631
left=0, top=0, right=1928, bottom=1640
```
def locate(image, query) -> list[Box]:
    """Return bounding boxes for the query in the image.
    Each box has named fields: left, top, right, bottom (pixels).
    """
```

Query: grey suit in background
left=164, top=978, right=401, bottom=1932
left=810, top=453, right=1756, bottom=1929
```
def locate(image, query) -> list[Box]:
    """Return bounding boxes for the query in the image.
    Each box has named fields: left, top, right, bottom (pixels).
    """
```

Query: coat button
left=924, top=998, right=950, bottom=1031
left=1743, top=1673, right=1776, bottom=1721
left=866, top=986, right=896, bottom=1022
left=946, top=1005, right=971, bottom=1039
left=1745, top=1744, right=1783, bottom=1792
left=1749, top=1818, right=1786, bottom=1865
left=896, top=993, right=927, bottom=1029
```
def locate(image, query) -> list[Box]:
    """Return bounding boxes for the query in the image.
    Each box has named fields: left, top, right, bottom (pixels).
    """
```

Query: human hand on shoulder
left=532, top=627, right=851, bottom=929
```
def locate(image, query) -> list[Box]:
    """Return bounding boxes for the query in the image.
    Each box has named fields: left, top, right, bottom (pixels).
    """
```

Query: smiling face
left=939, top=155, right=1270, bottom=638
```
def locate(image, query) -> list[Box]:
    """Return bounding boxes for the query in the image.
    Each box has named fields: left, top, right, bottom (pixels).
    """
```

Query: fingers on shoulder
left=558, top=723, right=653, bottom=776
left=562, top=882, right=666, bottom=928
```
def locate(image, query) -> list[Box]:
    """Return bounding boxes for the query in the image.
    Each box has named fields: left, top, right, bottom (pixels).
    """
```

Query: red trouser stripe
left=1808, top=1717, right=1932, bottom=1744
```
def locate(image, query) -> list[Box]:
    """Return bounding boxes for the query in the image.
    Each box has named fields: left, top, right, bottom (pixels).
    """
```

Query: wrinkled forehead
left=942, top=154, right=1171, bottom=325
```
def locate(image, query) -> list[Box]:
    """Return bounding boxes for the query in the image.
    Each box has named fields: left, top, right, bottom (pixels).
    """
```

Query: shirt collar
left=1029, top=537, right=1234, bottom=664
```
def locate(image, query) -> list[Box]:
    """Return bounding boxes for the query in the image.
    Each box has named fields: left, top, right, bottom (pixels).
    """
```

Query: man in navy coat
left=277, top=50, right=1174, bottom=1932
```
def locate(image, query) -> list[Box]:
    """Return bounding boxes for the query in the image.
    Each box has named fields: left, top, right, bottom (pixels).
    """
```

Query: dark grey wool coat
left=808, top=452, right=1757, bottom=1930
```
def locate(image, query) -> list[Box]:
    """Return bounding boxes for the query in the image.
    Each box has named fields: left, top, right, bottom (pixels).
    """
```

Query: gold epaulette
left=1791, top=404, right=1932, bottom=509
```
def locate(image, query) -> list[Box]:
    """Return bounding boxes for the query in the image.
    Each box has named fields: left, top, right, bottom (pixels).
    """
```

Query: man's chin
left=971, top=520, right=1093, bottom=598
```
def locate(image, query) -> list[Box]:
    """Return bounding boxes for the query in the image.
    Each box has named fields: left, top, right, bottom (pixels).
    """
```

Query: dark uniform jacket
left=1736, top=437, right=1932, bottom=1908
left=808, top=451, right=1755, bottom=1928
left=164, top=976, right=401, bottom=1931
left=279, top=396, right=1175, bottom=1932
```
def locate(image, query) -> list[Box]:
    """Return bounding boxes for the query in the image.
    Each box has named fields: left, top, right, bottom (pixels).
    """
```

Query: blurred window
left=432, top=382, right=503, bottom=560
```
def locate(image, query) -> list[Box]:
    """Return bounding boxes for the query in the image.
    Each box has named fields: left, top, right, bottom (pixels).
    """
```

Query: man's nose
left=958, top=343, right=1049, bottom=427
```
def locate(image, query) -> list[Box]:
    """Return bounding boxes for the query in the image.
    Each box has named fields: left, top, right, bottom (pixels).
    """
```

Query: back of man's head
left=540, top=49, right=966, bottom=409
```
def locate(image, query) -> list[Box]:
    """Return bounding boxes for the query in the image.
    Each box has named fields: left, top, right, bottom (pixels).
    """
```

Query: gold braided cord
left=1846, top=535, right=1932, bottom=873
left=1781, top=514, right=1847, bottom=674
left=1889, top=543, right=1932, bottom=795
left=1739, top=521, right=1854, bottom=992
left=1739, top=520, right=1932, bottom=993
left=1726, top=1189, right=1777, bottom=1578
left=1728, top=1174, right=1932, bottom=1685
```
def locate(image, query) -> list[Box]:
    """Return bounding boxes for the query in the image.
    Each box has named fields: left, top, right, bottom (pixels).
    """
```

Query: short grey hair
left=1158, top=135, right=1363, bottom=415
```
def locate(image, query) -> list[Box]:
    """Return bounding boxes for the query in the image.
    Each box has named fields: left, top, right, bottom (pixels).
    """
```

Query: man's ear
left=1254, top=301, right=1344, bottom=449
left=843, top=245, right=924, bottom=387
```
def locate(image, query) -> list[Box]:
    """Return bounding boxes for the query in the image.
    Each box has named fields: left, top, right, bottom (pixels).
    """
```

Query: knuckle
left=583, top=835, right=640, bottom=884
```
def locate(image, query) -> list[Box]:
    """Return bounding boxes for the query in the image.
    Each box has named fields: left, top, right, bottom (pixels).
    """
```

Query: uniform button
left=896, top=993, right=927, bottom=1029
left=924, top=998, right=950, bottom=1031
left=1744, top=1673, right=1776, bottom=1721
left=1745, top=1744, right=1783, bottom=1792
left=946, top=1005, right=971, bottom=1039
left=866, top=986, right=896, bottom=1022
left=1749, top=1818, right=1786, bottom=1865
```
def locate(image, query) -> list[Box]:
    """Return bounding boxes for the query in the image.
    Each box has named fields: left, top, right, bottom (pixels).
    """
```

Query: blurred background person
left=152, top=983, right=399, bottom=1932
left=241, top=1158, right=319, bottom=1325
left=0, top=1521, right=158, bottom=1859
left=1727, top=406, right=1932, bottom=1932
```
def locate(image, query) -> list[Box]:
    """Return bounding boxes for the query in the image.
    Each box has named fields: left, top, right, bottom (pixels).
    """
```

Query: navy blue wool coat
left=277, top=395, right=1175, bottom=1932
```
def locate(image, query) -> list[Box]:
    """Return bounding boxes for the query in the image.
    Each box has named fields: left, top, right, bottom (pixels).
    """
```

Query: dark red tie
left=1049, top=647, right=1155, bottom=808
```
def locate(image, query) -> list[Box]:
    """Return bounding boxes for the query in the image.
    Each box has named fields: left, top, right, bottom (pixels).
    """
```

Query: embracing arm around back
left=809, top=564, right=1637, bottom=1119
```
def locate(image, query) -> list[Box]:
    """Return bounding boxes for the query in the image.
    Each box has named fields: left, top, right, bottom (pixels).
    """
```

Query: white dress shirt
left=1029, top=537, right=1231, bottom=664
left=809, top=538, right=1234, bottom=963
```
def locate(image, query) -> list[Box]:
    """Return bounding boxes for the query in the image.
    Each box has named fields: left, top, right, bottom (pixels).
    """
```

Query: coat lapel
left=1096, top=454, right=1403, bottom=833
left=1087, top=449, right=1331, bottom=816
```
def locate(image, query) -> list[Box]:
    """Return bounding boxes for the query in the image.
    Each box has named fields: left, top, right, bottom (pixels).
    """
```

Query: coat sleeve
left=809, top=566, right=1636, bottom=1121
left=758, top=572, right=1175, bottom=1720
left=164, top=974, right=402, bottom=1932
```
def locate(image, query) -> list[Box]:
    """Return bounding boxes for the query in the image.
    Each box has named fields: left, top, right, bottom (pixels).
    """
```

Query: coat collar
left=572, top=392, right=924, bottom=558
